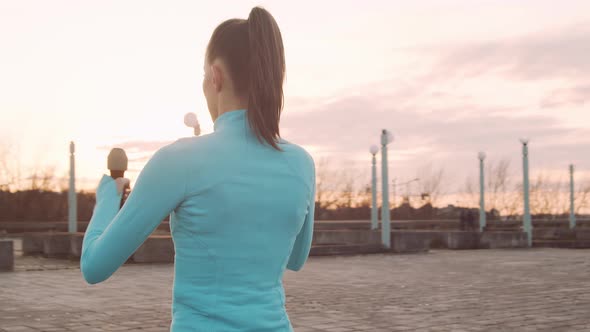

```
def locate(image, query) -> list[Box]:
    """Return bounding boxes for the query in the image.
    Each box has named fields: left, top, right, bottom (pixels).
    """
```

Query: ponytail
left=247, top=7, right=285, bottom=151
left=207, top=7, right=285, bottom=151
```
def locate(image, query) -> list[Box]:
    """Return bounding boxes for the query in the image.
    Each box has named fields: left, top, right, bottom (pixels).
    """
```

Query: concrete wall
left=480, top=232, right=528, bottom=249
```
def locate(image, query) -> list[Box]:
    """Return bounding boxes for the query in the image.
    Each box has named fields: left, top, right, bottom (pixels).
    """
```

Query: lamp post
left=370, top=145, right=379, bottom=230
left=68, top=141, right=77, bottom=233
left=478, top=152, right=486, bottom=232
left=521, top=139, right=532, bottom=247
left=381, top=129, right=394, bottom=248
left=569, top=164, right=576, bottom=229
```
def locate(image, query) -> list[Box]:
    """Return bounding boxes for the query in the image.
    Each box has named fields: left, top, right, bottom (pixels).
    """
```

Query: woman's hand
left=115, top=177, right=130, bottom=195
left=95, top=175, right=125, bottom=210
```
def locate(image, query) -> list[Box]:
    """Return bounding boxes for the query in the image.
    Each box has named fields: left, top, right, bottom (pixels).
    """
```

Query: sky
left=1, top=0, right=589, bottom=202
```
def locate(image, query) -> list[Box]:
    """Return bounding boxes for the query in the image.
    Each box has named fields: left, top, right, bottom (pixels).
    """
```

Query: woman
left=81, top=6, right=316, bottom=331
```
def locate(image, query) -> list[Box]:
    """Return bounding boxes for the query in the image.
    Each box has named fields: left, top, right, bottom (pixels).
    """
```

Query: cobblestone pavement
left=1, top=248, right=590, bottom=332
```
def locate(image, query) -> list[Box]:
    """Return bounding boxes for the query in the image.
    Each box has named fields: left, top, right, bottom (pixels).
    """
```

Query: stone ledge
left=42, top=232, right=72, bottom=258
left=480, top=231, right=528, bottom=249
left=390, top=231, right=431, bottom=253
left=22, top=232, right=46, bottom=255
left=132, top=235, right=174, bottom=263
left=69, top=232, right=85, bottom=259
left=388, top=230, right=527, bottom=250
left=0, top=239, right=14, bottom=272
left=310, top=244, right=384, bottom=256
left=313, top=230, right=380, bottom=245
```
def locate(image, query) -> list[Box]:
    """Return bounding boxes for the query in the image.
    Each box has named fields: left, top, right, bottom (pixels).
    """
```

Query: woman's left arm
left=81, top=143, right=187, bottom=284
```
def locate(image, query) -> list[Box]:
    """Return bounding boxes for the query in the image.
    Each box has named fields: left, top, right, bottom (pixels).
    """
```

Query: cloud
left=96, top=140, right=172, bottom=153
left=430, top=22, right=590, bottom=82
left=541, top=85, right=590, bottom=109
left=281, top=92, right=590, bottom=188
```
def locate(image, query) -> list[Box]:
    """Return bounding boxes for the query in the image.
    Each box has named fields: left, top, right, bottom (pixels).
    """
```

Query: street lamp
left=478, top=152, right=486, bottom=232
left=520, top=138, right=532, bottom=247
left=370, top=145, right=379, bottom=230
left=381, top=129, right=394, bottom=248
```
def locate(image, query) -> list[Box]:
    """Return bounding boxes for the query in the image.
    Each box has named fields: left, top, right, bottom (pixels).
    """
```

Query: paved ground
left=1, top=248, right=590, bottom=332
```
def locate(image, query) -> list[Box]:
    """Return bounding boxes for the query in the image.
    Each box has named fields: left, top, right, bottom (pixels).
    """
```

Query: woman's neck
left=216, top=95, right=248, bottom=120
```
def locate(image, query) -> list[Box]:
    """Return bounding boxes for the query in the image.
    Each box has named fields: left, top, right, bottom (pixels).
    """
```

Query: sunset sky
left=1, top=0, right=589, bottom=203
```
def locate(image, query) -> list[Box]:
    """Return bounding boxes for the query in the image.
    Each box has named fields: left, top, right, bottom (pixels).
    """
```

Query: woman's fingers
left=115, top=177, right=131, bottom=195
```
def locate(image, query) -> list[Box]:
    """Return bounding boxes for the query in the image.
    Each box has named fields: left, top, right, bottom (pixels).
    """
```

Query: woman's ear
left=211, top=65, right=223, bottom=93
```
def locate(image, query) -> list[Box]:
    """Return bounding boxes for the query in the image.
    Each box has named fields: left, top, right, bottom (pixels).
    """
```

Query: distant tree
left=356, top=183, right=372, bottom=209
left=315, top=157, right=341, bottom=210
left=574, top=180, right=590, bottom=215
left=335, top=171, right=355, bottom=209
left=0, top=143, right=23, bottom=192
left=27, top=165, right=58, bottom=192
left=463, top=176, right=479, bottom=208
left=487, top=158, right=511, bottom=213
left=416, top=164, right=445, bottom=206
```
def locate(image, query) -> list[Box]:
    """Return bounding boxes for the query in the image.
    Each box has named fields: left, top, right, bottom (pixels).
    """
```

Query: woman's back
left=169, top=109, right=315, bottom=330
left=80, top=108, right=316, bottom=332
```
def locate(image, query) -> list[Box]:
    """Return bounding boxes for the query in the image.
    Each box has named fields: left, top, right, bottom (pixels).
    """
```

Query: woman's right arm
left=286, top=162, right=316, bottom=272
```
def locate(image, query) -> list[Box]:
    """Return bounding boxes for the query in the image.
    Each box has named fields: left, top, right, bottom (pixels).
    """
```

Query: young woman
left=81, top=6, right=316, bottom=331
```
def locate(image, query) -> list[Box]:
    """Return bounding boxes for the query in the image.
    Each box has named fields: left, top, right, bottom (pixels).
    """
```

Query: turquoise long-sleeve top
left=81, top=109, right=316, bottom=331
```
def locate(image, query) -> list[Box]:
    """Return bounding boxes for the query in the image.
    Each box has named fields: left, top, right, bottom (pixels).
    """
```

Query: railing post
left=521, top=140, right=532, bottom=247
left=569, top=164, right=576, bottom=229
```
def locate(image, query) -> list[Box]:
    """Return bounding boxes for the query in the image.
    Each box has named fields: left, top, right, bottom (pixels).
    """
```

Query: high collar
left=213, top=109, right=248, bottom=133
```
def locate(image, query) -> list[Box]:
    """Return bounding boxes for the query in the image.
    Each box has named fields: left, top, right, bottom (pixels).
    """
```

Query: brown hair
left=206, top=6, right=285, bottom=151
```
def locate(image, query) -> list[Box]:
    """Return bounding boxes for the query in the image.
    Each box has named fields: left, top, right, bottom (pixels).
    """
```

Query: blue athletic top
left=81, top=109, right=316, bottom=331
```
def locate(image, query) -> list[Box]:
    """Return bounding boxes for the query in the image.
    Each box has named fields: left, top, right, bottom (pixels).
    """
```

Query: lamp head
left=520, top=138, right=529, bottom=146
left=184, top=112, right=201, bottom=136
left=184, top=113, right=198, bottom=127
left=386, top=130, right=394, bottom=144
left=370, top=145, right=379, bottom=155
left=478, top=151, right=486, bottom=160
left=381, top=129, right=394, bottom=145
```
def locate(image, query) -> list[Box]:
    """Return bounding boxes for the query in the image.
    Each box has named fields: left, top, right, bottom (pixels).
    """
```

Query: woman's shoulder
left=279, top=137, right=312, bottom=155
left=145, top=135, right=217, bottom=170
left=160, top=134, right=217, bottom=154
left=277, top=138, right=315, bottom=172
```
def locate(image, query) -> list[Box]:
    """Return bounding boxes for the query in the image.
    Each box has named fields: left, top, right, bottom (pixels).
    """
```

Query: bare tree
left=527, top=173, right=571, bottom=216
left=462, top=158, right=525, bottom=218
left=58, top=171, right=70, bottom=192
left=356, top=183, right=372, bottom=208
left=502, top=181, right=522, bottom=218
left=0, top=143, right=23, bottom=192
left=462, top=176, right=479, bottom=208
left=335, top=171, right=355, bottom=209
left=28, top=165, right=57, bottom=191
left=575, top=179, right=590, bottom=215
left=486, top=158, right=511, bottom=213
left=315, top=158, right=343, bottom=210
left=416, top=164, right=446, bottom=206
